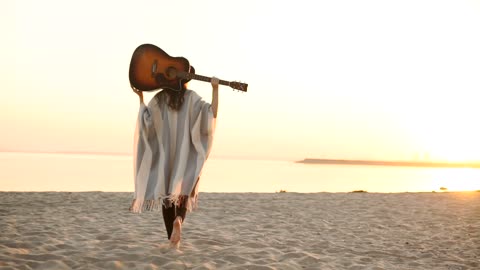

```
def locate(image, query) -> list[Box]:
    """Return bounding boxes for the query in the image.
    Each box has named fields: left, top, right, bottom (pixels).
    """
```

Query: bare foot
left=170, top=217, right=182, bottom=248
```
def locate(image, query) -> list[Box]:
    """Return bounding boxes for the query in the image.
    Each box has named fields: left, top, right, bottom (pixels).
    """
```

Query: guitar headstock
left=229, top=81, right=248, bottom=92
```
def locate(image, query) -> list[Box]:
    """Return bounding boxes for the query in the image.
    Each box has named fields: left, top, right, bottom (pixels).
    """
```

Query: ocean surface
left=1, top=152, right=479, bottom=193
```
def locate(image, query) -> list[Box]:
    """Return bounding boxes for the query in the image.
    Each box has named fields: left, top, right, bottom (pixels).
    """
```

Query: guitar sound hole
left=165, top=67, right=177, bottom=80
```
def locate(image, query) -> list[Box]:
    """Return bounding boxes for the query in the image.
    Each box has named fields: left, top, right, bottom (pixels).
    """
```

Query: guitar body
left=129, top=44, right=190, bottom=91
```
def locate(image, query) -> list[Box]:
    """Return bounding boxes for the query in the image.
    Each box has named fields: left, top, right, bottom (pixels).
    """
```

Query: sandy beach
left=0, top=192, right=479, bottom=269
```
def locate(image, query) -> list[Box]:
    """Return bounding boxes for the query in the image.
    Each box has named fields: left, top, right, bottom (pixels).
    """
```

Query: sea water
left=1, top=152, right=479, bottom=193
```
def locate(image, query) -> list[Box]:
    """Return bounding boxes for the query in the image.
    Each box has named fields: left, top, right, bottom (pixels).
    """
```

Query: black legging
left=161, top=197, right=187, bottom=240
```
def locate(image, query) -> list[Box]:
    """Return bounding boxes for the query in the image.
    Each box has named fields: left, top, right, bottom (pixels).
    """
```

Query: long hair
left=159, top=65, right=194, bottom=111
left=157, top=65, right=194, bottom=111
left=157, top=83, right=187, bottom=111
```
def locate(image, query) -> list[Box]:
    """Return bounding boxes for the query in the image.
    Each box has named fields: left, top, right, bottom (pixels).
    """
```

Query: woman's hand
left=131, top=85, right=144, bottom=103
left=211, top=77, right=219, bottom=90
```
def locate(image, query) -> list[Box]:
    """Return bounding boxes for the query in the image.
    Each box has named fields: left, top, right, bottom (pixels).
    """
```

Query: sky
left=2, top=0, right=480, bottom=162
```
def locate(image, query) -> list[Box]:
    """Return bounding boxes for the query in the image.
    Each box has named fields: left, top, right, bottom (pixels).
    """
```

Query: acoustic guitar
left=129, top=44, right=248, bottom=92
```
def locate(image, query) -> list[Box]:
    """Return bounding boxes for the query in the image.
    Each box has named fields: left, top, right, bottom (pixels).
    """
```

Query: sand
left=0, top=191, right=479, bottom=269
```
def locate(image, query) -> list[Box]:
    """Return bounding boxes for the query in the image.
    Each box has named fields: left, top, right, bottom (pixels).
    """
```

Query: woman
left=130, top=70, right=219, bottom=248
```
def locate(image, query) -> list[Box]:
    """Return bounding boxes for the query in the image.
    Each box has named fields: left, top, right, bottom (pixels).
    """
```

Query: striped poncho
left=130, top=90, right=215, bottom=213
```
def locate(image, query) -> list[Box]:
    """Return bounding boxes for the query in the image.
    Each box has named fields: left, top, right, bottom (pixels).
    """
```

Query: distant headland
left=297, top=158, right=480, bottom=169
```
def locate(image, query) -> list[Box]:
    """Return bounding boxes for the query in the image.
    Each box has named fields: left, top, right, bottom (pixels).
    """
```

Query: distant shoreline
left=297, top=158, right=480, bottom=169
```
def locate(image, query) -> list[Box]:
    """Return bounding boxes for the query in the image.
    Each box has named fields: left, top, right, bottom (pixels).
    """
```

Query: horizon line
left=2, top=151, right=480, bottom=165
left=0, top=150, right=132, bottom=156
left=0, top=150, right=292, bottom=161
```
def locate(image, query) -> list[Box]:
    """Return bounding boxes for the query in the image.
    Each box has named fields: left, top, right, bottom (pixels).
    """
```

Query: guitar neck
left=183, top=73, right=229, bottom=86
left=178, top=70, right=247, bottom=92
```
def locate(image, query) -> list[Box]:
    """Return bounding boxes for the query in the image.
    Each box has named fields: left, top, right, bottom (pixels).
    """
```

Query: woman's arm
left=211, top=77, right=219, bottom=118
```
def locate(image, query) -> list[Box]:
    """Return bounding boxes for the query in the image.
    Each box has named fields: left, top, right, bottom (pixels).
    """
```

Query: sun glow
left=398, top=94, right=480, bottom=163
left=422, top=132, right=480, bottom=163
